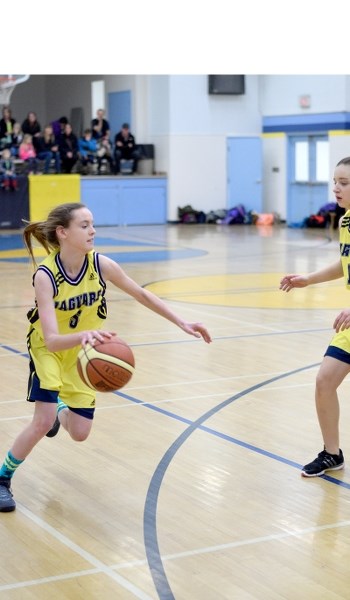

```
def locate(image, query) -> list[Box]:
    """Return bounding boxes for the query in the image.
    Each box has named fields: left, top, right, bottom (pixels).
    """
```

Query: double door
left=287, top=135, right=329, bottom=225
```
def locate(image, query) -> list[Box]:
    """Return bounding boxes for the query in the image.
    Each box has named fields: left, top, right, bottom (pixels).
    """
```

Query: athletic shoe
left=46, top=416, right=60, bottom=438
left=301, top=448, right=344, bottom=477
left=0, top=478, right=16, bottom=512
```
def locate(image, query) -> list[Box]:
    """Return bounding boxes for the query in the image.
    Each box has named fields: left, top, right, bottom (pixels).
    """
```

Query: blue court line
left=3, top=343, right=348, bottom=598
left=120, top=364, right=348, bottom=600
left=118, top=388, right=349, bottom=489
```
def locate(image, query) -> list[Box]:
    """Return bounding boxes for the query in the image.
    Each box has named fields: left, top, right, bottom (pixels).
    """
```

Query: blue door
left=287, top=135, right=329, bottom=225
left=227, top=137, right=262, bottom=212
left=108, top=91, right=131, bottom=140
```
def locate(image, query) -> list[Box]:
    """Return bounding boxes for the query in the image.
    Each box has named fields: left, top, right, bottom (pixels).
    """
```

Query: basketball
left=77, top=337, right=135, bottom=392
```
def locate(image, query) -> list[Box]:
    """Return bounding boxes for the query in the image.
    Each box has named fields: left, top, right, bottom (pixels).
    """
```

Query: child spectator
left=10, top=122, right=23, bottom=157
left=78, top=129, right=97, bottom=174
left=19, top=134, right=39, bottom=174
left=96, top=134, right=114, bottom=175
left=0, top=148, right=18, bottom=191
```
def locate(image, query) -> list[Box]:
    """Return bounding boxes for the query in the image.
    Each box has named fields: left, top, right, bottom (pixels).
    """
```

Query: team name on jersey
left=341, top=216, right=350, bottom=229
left=55, top=290, right=103, bottom=311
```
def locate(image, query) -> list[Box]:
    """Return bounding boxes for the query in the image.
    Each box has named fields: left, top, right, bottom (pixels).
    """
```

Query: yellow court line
left=145, top=273, right=350, bottom=309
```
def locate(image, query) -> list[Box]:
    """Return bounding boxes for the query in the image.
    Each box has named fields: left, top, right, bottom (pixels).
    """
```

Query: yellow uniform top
left=26, top=250, right=107, bottom=408
left=27, top=249, right=107, bottom=337
left=339, top=210, right=350, bottom=290
left=325, top=209, right=350, bottom=361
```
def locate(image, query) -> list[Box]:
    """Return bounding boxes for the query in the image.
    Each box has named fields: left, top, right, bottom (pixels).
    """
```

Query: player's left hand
left=182, top=322, right=212, bottom=343
left=333, top=309, right=350, bottom=332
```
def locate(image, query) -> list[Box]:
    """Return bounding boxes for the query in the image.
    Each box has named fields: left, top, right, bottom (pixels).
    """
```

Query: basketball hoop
left=0, top=75, right=30, bottom=107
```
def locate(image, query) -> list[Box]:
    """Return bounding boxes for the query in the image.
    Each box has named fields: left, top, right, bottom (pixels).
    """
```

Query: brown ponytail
left=22, top=202, right=85, bottom=268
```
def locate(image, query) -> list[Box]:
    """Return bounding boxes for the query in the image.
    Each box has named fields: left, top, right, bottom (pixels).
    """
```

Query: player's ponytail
left=22, top=202, right=85, bottom=267
left=23, top=221, right=55, bottom=267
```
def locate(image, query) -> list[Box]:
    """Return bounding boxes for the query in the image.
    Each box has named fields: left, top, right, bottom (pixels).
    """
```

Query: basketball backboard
left=0, top=75, right=30, bottom=106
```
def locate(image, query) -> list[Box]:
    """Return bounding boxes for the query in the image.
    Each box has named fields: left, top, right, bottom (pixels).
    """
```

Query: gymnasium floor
left=0, top=221, right=350, bottom=599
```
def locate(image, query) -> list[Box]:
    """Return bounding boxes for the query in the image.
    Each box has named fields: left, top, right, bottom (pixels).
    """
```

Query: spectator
left=10, top=122, right=23, bottom=157
left=34, top=125, right=61, bottom=174
left=113, top=123, right=141, bottom=174
left=96, top=134, right=114, bottom=175
left=78, top=128, right=97, bottom=174
left=51, top=116, right=68, bottom=140
left=91, top=109, right=110, bottom=141
left=0, top=148, right=18, bottom=191
left=21, top=111, right=41, bottom=139
left=0, top=106, right=16, bottom=150
left=59, top=122, right=79, bottom=174
left=19, top=134, right=39, bottom=174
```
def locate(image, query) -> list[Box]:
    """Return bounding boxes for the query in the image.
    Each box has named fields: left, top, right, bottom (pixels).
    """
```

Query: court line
left=0, top=325, right=334, bottom=357
left=115, top=518, right=350, bottom=568
left=141, top=362, right=347, bottom=600
left=0, top=344, right=340, bottom=598
left=1, top=503, right=154, bottom=600
left=1, top=516, right=349, bottom=593
left=0, top=569, right=100, bottom=593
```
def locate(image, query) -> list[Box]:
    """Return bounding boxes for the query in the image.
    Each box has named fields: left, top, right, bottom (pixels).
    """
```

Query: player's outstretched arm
left=280, top=259, right=343, bottom=292
left=100, top=255, right=212, bottom=343
left=279, top=274, right=309, bottom=292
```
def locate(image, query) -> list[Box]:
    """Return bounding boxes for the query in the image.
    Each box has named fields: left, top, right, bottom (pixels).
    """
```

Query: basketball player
left=280, top=156, right=350, bottom=477
left=0, top=203, right=212, bottom=511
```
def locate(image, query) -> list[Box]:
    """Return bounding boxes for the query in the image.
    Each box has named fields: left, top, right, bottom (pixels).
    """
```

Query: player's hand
left=333, top=309, right=350, bottom=332
left=81, top=330, right=116, bottom=347
left=279, top=274, right=308, bottom=292
left=181, top=322, right=212, bottom=343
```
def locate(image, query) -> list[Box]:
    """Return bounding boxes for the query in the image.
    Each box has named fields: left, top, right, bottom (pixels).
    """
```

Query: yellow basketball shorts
left=325, top=328, right=350, bottom=364
left=27, top=328, right=96, bottom=409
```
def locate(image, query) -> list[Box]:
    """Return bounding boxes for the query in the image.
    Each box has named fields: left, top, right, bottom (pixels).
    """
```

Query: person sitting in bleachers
left=9, top=122, right=23, bottom=157
left=96, top=134, right=114, bottom=175
left=59, top=122, right=79, bottom=174
left=0, top=106, right=16, bottom=151
left=34, top=125, right=61, bottom=174
left=19, top=134, right=39, bottom=174
left=51, top=116, right=68, bottom=141
left=21, top=111, right=41, bottom=141
left=0, top=148, right=18, bottom=190
left=113, top=123, right=141, bottom=174
left=91, top=109, right=110, bottom=141
left=78, top=128, right=98, bottom=174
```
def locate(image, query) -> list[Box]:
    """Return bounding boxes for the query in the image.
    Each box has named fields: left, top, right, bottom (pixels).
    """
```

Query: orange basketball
left=77, top=337, right=135, bottom=392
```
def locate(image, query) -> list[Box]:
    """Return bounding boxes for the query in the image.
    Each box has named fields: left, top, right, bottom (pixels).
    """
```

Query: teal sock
left=57, top=399, right=68, bottom=415
left=0, top=451, right=24, bottom=480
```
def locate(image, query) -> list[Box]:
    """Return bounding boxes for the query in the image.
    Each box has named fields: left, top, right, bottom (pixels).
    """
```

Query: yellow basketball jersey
left=27, top=249, right=107, bottom=337
left=339, top=210, right=350, bottom=290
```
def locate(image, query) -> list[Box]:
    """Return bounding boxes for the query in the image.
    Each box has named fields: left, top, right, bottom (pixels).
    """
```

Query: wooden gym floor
left=0, top=222, right=350, bottom=599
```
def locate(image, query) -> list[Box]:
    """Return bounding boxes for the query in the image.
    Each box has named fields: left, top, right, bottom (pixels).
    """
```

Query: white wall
left=168, top=134, right=227, bottom=220
left=260, top=75, right=348, bottom=114
left=163, top=75, right=261, bottom=219
left=262, top=134, right=287, bottom=218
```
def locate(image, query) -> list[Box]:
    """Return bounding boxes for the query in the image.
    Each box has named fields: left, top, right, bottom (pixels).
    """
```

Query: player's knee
left=69, top=429, right=90, bottom=442
left=315, top=370, right=332, bottom=394
left=34, top=416, right=57, bottom=437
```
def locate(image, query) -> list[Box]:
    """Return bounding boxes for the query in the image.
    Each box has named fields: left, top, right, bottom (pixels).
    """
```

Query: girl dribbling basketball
left=0, top=202, right=212, bottom=512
